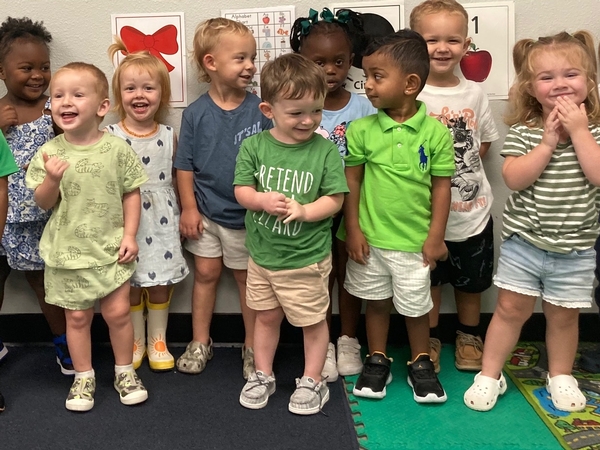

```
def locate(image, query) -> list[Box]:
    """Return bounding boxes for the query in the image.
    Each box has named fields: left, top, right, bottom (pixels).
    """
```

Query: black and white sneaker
left=353, top=352, right=393, bottom=399
left=407, top=353, right=447, bottom=403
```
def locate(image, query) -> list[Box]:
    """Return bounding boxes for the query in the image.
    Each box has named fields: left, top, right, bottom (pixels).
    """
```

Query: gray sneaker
left=114, top=370, right=148, bottom=405
left=242, top=346, right=255, bottom=380
left=288, top=376, right=330, bottom=415
left=322, top=342, right=339, bottom=382
left=65, top=376, right=96, bottom=412
left=239, top=370, right=276, bottom=410
left=176, top=339, right=214, bottom=374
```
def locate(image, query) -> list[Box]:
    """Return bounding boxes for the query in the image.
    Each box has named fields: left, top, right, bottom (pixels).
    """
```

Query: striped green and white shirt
left=501, top=123, right=600, bottom=253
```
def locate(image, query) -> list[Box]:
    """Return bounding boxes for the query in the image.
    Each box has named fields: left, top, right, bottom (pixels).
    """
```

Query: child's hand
left=118, top=235, right=138, bottom=263
left=42, top=152, right=69, bottom=182
left=180, top=208, right=203, bottom=239
left=346, top=230, right=370, bottom=265
left=260, top=191, right=287, bottom=216
left=556, top=96, right=589, bottom=135
left=422, top=237, right=448, bottom=270
left=0, top=105, right=18, bottom=132
left=541, top=106, right=561, bottom=150
left=281, top=197, right=306, bottom=223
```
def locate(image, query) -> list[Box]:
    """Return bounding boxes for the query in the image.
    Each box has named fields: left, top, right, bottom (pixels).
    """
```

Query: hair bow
left=300, top=7, right=351, bottom=35
left=120, top=25, right=179, bottom=72
left=300, top=8, right=319, bottom=36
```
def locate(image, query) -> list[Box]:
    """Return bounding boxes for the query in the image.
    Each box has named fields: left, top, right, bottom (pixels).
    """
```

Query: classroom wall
left=0, top=0, right=599, bottom=316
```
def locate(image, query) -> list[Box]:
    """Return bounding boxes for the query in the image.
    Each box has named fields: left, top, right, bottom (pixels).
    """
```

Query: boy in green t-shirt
left=342, top=30, right=454, bottom=402
left=234, top=53, right=348, bottom=415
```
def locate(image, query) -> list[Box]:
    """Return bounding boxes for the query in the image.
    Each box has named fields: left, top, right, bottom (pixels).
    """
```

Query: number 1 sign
left=460, top=1, right=515, bottom=100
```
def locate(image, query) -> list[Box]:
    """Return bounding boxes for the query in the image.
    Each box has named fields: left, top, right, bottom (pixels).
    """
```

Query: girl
left=106, top=39, right=189, bottom=372
left=26, top=62, right=149, bottom=411
left=464, top=31, right=600, bottom=412
left=290, top=8, right=376, bottom=381
left=0, top=17, right=72, bottom=374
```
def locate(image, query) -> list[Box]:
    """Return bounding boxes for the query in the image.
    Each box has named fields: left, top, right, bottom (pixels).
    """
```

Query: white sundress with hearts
left=106, top=123, right=189, bottom=287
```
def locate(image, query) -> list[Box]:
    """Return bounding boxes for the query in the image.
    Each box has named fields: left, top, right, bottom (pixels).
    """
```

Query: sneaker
left=53, top=334, right=75, bottom=376
left=337, top=336, right=363, bottom=376
left=241, top=345, right=255, bottom=380
left=0, top=340, right=7, bottom=363
left=322, top=342, right=339, bottom=382
left=114, top=370, right=148, bottom=406
left=288, top=376, right=330, bottom=415
left=429, top=337, right=441, bottom=373
left=176, top=339, right=214, bottom=374
left=0, top=388, right=5, bottom=413
left=455, top=331, right=483, bottom=371
left=239, top=370, right=276, bottom=410
left=65, top=376, right=96, bottom=412
left=353, top=353, right=393, bottom=399
left=407, top=353, right=447, bottom=403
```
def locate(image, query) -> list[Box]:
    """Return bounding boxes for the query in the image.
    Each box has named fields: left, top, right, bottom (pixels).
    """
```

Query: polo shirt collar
left=377, top=101, right=427, bottom=133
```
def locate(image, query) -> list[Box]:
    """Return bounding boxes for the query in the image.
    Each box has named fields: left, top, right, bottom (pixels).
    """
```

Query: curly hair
left=0, top=16, right=52, bottom=62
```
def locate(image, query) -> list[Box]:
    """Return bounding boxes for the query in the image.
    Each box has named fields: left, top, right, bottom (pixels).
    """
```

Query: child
left=25, top=62, right=149, bottom=411
left=464, top=31, right=600, bottom=412
left=0, top=130, right=20, bottom=413
left=0, top=16, right=72, bottom=374
left=342, top=30, right=454, bottom=402
left=234, top=53, right=348, bottom=415
left=410, top=0, right=499, bottom=373
left=174, top=18, right=272, bottom=380
left=106, top=39, right=189, bottom=372
left=290, top=7, right=376, bottom=381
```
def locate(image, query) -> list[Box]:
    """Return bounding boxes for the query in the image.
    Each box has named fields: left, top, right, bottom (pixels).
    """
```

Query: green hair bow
left=300, top=8, right=351, bottom=36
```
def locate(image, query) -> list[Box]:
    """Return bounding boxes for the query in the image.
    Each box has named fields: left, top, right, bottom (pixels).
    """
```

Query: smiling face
left=205, top=32, right=257, bottom=90
left=530, top=50, right=588, bottom=117
left=0, top=39, right=51, bottom=103
left=299, top=30, right=353, bottom=95
left=413, top=12, right=470, bottom=85
left=50, top=69, right=109, bottom=140
left=119, top=66, right=162, bottom=125
left=261, top=92, right=324, bottom=145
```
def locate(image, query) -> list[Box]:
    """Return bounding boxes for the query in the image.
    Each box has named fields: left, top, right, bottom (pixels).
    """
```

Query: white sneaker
left=321, top=342, right=339, bottom=382
left=337, top=335, right=363, bottom=376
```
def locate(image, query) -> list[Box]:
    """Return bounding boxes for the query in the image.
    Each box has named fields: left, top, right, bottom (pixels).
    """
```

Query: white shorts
left=344, top=247, right=432, bottom=317
left=184, top=216, right=248, bottom=270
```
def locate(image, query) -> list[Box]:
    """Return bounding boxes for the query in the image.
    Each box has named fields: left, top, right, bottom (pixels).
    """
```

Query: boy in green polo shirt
left=341, top=30, right=454, bottom=402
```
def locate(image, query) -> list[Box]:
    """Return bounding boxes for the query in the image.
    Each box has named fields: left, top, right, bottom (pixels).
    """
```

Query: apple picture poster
left=461, top=2, right=515, bottom=100
left=222, top=6, right=296, bottom=97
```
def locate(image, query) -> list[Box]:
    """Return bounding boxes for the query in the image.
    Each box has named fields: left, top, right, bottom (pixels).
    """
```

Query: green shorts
left=45, top=261, right=135, bottom=310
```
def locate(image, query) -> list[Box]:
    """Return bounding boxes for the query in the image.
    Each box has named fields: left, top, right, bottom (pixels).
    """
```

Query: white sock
left=114, top=364, right=134, bottom=375
left=75, top=369, right=95, bottom=379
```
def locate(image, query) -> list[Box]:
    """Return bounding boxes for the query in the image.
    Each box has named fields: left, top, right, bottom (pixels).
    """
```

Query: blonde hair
left=260, top=53, right=327, bottom=105
left=53, top=62, right=109, bottom=99
left=192, top=18, right=253, bottom=83
left=409, top=0, right=469, bottom=36
left=506, top=30, right=600, bottom=127
left=108, top=37, right=171, bottom=121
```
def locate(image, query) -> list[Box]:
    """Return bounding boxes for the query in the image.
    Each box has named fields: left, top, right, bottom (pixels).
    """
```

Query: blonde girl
left=464, top=31, right=600, bottom=412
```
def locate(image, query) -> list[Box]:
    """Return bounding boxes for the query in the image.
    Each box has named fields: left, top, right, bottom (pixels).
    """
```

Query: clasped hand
left=261, top=191, right=306, bottom=224
left=543, top=96, right=588, bottom=148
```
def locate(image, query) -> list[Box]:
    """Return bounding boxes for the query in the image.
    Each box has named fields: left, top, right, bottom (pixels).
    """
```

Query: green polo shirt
left=342, top=101, right=454, bottom=252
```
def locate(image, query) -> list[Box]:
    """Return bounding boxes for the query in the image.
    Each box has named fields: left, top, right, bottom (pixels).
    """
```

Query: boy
left=410, top=0, right=499, bottom=373
left=342, top=30, right=455, bottom=402
left=234, top=53, right=348, bottom=415
left=25, top=62, right=149, bottom=411
left=174, top=18, right=272, bottom=380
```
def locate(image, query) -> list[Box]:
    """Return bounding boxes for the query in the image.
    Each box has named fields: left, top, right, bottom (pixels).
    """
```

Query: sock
left=75, top=369, right=95, bottom=379
left=429, top=326, right=440, bottom=340
left=114, top=364, right=134, bottom=375
left=457, top=323, right=480, bottom=337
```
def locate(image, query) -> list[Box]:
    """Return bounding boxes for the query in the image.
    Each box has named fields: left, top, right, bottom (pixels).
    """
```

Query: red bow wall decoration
left=120, top=25, right=179, bottom=72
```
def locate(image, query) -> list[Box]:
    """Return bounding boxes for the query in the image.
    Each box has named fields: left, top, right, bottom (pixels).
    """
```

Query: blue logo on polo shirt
left=418, top=145, right=428, bottom=171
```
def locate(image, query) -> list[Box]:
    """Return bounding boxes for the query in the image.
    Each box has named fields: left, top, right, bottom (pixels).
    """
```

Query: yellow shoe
left=147, top=299, right=174, bottom=372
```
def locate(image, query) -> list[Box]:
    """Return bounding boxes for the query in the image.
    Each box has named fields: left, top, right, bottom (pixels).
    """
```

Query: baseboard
left=1, top=312, right=598, bottom=344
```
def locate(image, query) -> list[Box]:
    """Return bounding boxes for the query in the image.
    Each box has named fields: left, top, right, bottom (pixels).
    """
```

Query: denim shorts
left=493, top=234, right=595, bottom=308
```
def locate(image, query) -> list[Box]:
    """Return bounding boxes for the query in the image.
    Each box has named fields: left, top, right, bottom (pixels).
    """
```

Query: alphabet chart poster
left=222, top=6, right=296, bottom=97
left=111, top=12, right=187, bottom=107
left=461, top=2, right=515, bottom=99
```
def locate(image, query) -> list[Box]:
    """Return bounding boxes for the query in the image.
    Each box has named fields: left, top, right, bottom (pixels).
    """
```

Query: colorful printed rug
left=504, top=342, right=600, bottom=450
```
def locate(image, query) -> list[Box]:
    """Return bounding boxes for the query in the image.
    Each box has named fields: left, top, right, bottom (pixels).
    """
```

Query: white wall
left=1, top=0, right=599, bottom=315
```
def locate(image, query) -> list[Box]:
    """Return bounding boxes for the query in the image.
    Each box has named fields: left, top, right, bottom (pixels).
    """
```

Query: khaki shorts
left=246, top=254, right=332, bottom=327
left=184, top=216, right=248, bottom=270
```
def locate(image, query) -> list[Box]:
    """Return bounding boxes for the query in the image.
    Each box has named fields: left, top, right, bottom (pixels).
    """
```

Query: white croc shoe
left=546, top=374, right=586, bottom=412
left=464, top=371, right=507, bottom=411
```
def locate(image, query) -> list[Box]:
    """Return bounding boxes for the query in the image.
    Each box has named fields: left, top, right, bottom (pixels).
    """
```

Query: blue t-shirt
left=174, top=92, right=272, bottom=229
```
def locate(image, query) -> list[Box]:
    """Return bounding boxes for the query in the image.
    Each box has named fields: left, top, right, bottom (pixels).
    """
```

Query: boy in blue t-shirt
left=174, top=18, right=272, bottom=380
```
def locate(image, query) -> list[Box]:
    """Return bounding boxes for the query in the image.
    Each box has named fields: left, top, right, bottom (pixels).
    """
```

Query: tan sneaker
left=455, top=331, right=483, bottom=371
left=429, top=337, right=441, bottom=373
